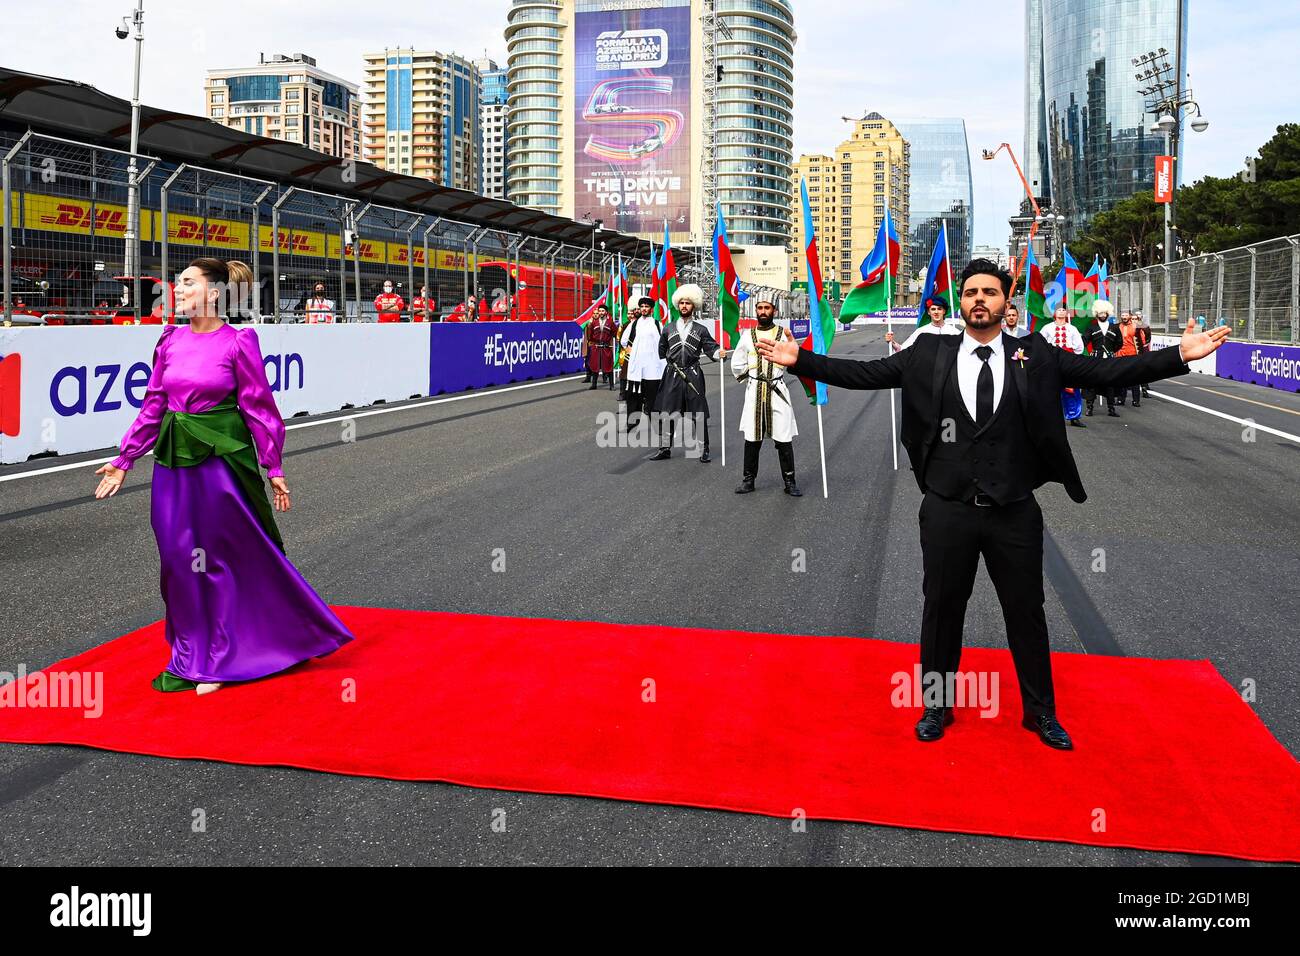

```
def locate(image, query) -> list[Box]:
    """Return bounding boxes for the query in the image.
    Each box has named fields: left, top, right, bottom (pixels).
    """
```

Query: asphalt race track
left=2, top=326, right=1297, bottom=866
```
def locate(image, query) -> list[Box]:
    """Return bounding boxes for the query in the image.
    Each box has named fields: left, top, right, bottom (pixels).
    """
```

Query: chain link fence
left=1110, top=234, right=1300, bottom=344
left=2, top=130, right=653, bottom=327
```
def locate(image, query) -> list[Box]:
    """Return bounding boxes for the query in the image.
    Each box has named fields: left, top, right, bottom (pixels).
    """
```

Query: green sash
left=151, top=392, right=285, bottom=553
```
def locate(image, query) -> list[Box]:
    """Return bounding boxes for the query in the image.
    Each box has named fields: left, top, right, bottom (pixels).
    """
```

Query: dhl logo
left=169, top=219, right=248, bottom=248
left=0, top=352, right=20, bottom=438
left=259, top=229, right=322, bottom=256
left=40, top=203, right=128, bottom=235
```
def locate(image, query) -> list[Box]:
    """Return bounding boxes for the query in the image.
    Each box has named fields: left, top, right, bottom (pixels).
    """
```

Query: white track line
left=1148, top=387, right=1300, bottom=445
left=0, top=374, right=587, bottom=483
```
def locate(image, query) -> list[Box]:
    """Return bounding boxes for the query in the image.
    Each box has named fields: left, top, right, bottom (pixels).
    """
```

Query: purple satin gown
left=112, top=323, right=353, bottom=684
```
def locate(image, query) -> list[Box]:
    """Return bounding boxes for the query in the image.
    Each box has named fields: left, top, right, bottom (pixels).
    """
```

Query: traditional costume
left=731, top=319, right=801, bottom=495
left=583, top=311, right=618, bottom=390
left=1040, top=319, right=1087, bottom=427
left=649, top=285, right=721, bottom=462
left=111, top=323, right=354, bottom=691
left=620, top=307, right=665, bottom=428
left=1083, top=301, right=1122, bottom=417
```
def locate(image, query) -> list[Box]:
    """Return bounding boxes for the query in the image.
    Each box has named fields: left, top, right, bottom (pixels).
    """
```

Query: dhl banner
left=21, top=194, right=153, bottom=241
left=159, top=212, right=250, bottom=250
left=13, top=190, right=541, bottom=271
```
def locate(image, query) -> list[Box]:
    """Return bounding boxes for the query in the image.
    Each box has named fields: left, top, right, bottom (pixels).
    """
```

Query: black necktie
left=975, top=345, right=994, bottom=427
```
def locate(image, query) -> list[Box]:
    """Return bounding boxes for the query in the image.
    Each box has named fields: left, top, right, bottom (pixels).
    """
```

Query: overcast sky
left=6, top=0, right=1297, bottom=247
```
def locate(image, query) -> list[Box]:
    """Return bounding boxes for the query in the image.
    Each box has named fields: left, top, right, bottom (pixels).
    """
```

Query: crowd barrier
left=0, top=321, right=584, bottom=464
left=1151, top=335, right=1300, bottom=393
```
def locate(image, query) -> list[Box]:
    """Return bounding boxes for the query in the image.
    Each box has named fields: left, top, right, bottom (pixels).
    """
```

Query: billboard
left=574, top=0, right=692, bottom=238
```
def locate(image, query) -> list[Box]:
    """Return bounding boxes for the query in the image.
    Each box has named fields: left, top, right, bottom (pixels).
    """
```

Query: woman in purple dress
left=93, top=258, right=353, bottom=695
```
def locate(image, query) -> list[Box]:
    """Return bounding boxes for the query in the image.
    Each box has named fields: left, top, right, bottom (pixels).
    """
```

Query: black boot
left=735, top=441, right=759, bottom=493
left=587, top=377, right=597, bottom=390
left=776, top=441, right=802, bottom=497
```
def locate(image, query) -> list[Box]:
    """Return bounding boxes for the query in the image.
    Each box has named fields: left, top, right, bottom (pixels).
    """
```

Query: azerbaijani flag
left=617, top=255, right=630, bottom=323
left=657, top=219, right=679, bottom=324
left=841, top=207, right=900, bottom=321
left=713, top=202, right=742, bottom=349
left=647, top=241, right=663, bottom=327
left=915, top=223, right=955, bottom=327
left=1099, top=258, right=1110, bottom=300
left=796, top=178, right=835, bottom=406
left=1023, top=240, right=1047, bottom=333
left=1045, top=263, right=1067, bottom=316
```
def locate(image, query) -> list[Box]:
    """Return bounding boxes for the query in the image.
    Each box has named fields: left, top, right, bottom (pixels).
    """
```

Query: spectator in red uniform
left=374, top=280, right=405, bottom=323
left=411, top=285, right=436, bottom=322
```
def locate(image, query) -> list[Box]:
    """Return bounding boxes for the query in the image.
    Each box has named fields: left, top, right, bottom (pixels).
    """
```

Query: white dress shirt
left=895, top=319, right=962, bottom=351
left=956, top=331, right=1005, bottom=421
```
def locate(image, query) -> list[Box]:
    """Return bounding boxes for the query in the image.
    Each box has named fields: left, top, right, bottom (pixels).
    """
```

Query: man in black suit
left=756, top=259, right=1230, bottom=750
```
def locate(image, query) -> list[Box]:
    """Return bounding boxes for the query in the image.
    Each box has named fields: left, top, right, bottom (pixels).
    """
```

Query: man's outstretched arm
left=1053, top=319, right=1230, bottom=389
left=757, top=334, right=908, bottom=391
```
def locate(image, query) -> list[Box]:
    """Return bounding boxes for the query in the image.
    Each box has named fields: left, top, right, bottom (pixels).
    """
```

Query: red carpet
left=1, top=606, right=1297, bottom=862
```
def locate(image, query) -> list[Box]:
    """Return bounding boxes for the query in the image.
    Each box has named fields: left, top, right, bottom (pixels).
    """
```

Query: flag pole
left=886, top=210, right=898, bottom=471
left=817, top=404, right=828, bottom=499
left=942, top=219, right=957, bottom=322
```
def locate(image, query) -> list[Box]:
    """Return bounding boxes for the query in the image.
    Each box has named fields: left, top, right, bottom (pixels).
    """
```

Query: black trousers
left=918, top=492, right=1055, bottom=718
left=626, top=378, right=660, bottom=422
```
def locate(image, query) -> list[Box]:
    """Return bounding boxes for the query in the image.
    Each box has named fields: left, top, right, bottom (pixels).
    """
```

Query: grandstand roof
left=0, top=66, right=672, bottom=262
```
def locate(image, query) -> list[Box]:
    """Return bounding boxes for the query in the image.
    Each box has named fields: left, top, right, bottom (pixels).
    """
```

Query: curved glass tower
left=506, top=0, right=564, bottom=213
left=894, top=118, right=974, bottom=273
left=715, top=0, right=797, bottom=248
left=1035, top=0, right=1188, bottom=236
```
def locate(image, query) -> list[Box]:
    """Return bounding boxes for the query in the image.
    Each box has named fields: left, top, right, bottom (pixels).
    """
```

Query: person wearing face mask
left=305, top=282, right=334, bottom=324
left=374, top=280, right=405, bottom=323
left=412, top=285, right=436, bottom=323
left=730, top=298, right=801, bottom=496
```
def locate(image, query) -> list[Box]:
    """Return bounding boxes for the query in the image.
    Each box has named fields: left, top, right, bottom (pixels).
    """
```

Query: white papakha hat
left=672, top=283, right=704, bottom=310
left=1092, top=299, right=1114, bottom=318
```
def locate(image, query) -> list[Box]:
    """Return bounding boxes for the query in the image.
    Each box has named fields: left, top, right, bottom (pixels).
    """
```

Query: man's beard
left=965, top=308, right=1001, bottom=330
left=757, top=314, right=775, bottom=328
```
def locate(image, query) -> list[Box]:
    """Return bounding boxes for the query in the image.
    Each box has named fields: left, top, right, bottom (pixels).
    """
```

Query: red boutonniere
left=1012, top=348, right=1028, bottom=368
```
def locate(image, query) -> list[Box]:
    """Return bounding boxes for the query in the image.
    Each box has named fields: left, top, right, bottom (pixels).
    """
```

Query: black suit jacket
left=790, top=332, right=1189, bottom=503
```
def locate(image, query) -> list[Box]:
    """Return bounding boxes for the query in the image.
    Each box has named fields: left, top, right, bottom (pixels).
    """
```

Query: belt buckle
left=972, top=493, right=995, bottom=507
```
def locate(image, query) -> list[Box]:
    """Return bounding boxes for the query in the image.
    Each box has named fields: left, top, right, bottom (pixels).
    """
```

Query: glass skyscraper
left=894, top=118, right=973, bottom=275
left=1027, top=0, right=1188, bottom=237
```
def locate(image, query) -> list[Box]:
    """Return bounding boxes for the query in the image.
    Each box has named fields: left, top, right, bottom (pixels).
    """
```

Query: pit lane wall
left=1152, top=335, right=1300, bottom=394
left=0, top=322, right=585, bottom=464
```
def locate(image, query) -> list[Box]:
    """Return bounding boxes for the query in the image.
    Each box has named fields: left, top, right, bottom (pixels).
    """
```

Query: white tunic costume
left=730, top=324, right=799, bottom=443
left=619, top=315, right=666, bottom=384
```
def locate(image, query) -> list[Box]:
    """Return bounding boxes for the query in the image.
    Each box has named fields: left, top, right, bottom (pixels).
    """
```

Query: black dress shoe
left=1108, top=407, right=1120, bottom=417
left=735, top=477, right=756, bottom=494
left=647, top=448, right=671, bottom=461
left=1086, top=406, right=1094, bottom=417
left=1069, top=418, right=1086, bottom=427
left=1132, top=400, right=1140, bottom=407
left=783, top=477, right=803, bottom=497
left=1022, top=713, right=1073, bottom=750
left=588, top=382, right=598, bottom=391
left=915, top=707, right=955, bottom=742
left=699, top=450, right=711, bottom=463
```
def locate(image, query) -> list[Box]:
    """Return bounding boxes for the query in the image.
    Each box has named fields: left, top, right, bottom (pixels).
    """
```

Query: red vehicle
left=457, top=261, right=596, bottom=322
left=110, top=275, right=175, bottom=325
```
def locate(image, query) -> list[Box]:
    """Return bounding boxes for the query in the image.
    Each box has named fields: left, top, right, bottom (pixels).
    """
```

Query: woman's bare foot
left=195, top=683, right=223, bottom=696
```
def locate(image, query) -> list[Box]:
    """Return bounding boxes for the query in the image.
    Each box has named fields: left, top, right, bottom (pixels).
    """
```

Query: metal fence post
left=1248, top=247, right=1257, bottom=341
left=251, top=184, right=273, bottom=322
left=1187, top=258, right=1195, bottom=326
left=1215, top=255, right=1224, bottom=326
left=1290, top=237, right=1300, bottom=344
left=351, top=202, right=370, bottom=324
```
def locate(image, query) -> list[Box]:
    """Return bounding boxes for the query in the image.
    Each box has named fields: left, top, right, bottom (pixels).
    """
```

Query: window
left=211, top=92, right=225, bottom=104
left=211, top=107, right=225, bottom=118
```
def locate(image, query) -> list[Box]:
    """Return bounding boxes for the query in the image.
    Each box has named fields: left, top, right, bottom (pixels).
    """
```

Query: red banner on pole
left=1154, top=155, right=1174, bottom=204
